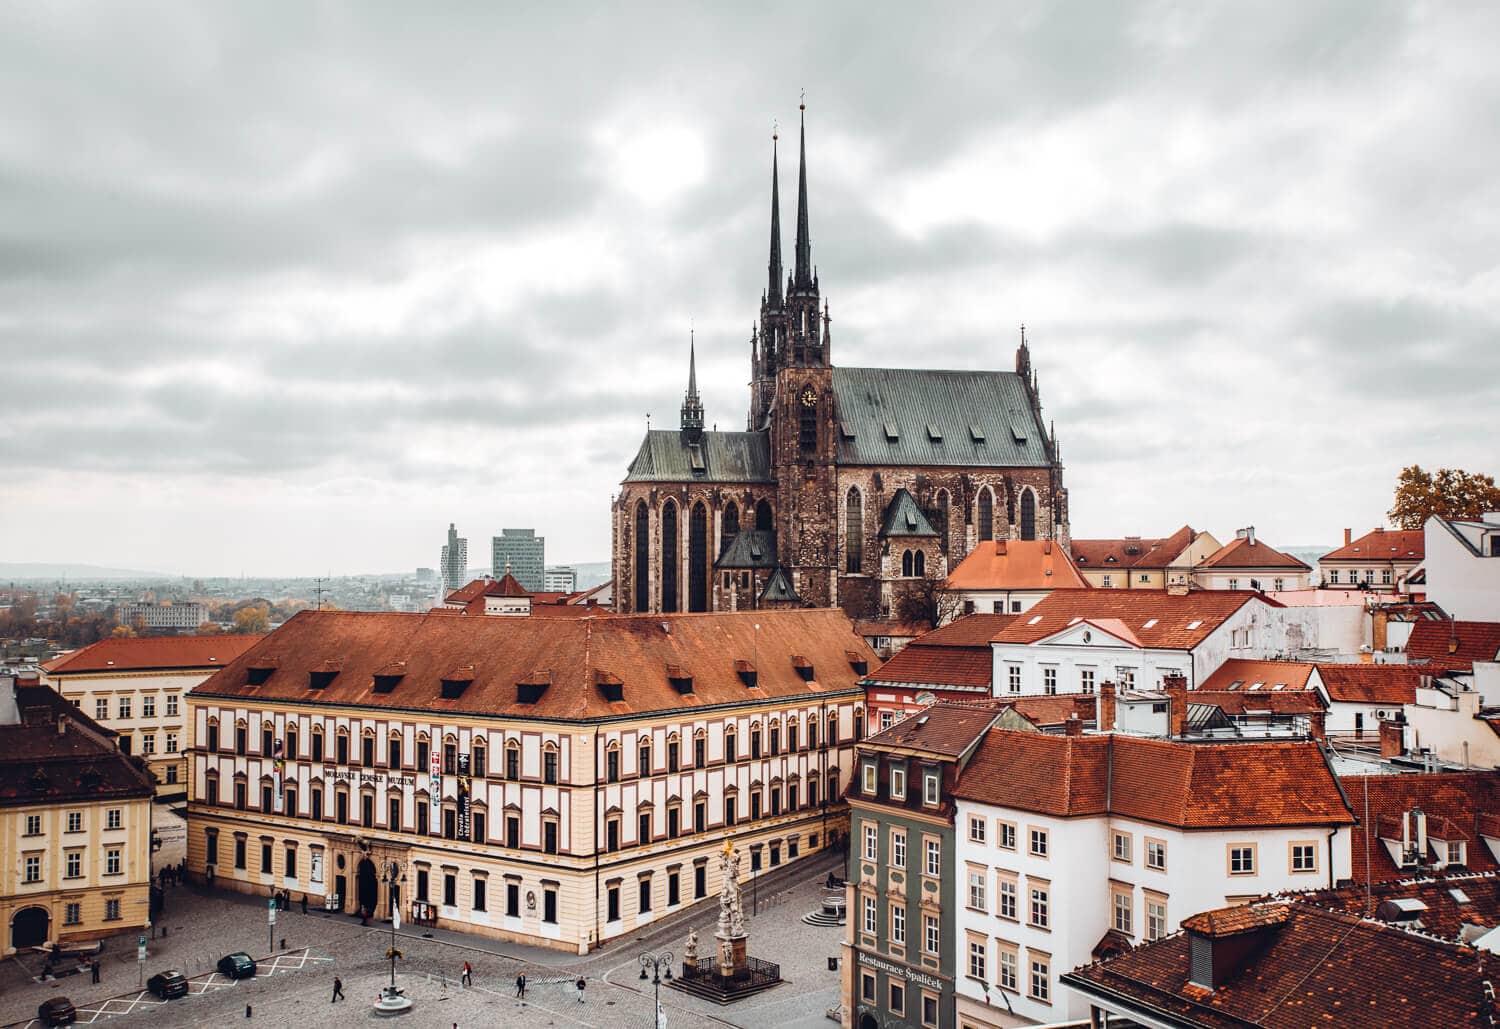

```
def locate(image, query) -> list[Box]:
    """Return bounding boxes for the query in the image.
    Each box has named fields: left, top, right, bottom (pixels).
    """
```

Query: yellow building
left=44, top=635, right=262, bottom=798
left=1, top=676, right=155, bottom=955
left=187, top=608, right=871, bottom=954
left=1071, top=526, right=1221, bottom=590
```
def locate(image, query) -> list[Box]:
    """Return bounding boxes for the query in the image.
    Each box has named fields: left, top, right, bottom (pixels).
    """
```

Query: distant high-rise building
left=415, top=567, right=437, bottom=585
left=491, top=528, right=545, bottom=591
left=544, top=565, right=578, bottom=592
left=439, top=524, right=468, bottom=596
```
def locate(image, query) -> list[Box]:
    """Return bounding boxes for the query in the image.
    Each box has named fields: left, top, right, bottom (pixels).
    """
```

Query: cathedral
left=611, top=109, right=1069, bottom=620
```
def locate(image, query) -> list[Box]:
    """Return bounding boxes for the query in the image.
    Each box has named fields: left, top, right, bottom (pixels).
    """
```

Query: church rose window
left=845, top=488, right=863, bottom=573
left=1021, top=489, right=1037, bottom=541
left=634, top=501, right=650, bottom=612
left=661, top=501, right=679, bottom=613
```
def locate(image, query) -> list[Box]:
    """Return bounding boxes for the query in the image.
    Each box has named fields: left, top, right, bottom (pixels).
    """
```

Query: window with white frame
left=67, top=811, right=82, bottom=833
left=924, top=914, right=939, bottom=954
left=1291, top=842, right=1317, bottom=873
left=1448, top=841, right=1466, bottom=865
left=1382, top=569, right=1393, bottom=585
left=1029, top=956, right=1050, bottom=1002
left=892, top=829, right=906, bottom=870
left=999, top=948, right=1018, bottom=991
left=1328, top=569, right=1339, bottom=584
left=1029, top=827, right=1049, bottom=857
left=923, top=771, right=940, bottom=806
left=998, top=877, right=1017, bottom=920
left=166, top=732, right=178, bottom=753
left=879, top=710, right=894, bottom=731
left=862, top=762, right=877, bottom=795
left=1227, top=578, right=1239, bottom=590
left=117, top=697, right=131, bottom=718
left=1147, top=897, right=1167, bottom=941
left=25, top=814, right=41, bottom=836
left=1102, top=574, right=1113, bottom=587
left=968, top=939, right=987, bottom=979
left=95, top=698, right=108, bottom=720
left=1229, top=844, right=1255, bottom=875
left=1042, top=667, right=1057, bottom=694
left=1113, top=831, right=1132, bottom=863
left=862, top=896, right=876, bottom=935
left=105, top=847, right=121, bottom=875
left=142, top=695, right=156, bottom=718
left=891, top=903, right=906, bottom=945
left=890, top=766, right=906, bottom=799
left=24, top=855, right=41, bottom=882
left=165, top=693, right=178, bottom=716
left=1113, top=890, right=1133, bottom=934
left=968, top=815, right=985, bottom=843
left=142, top=733, right=155, bottom=754
left=968, top=868, right=986, bottom=910
left=1121, top=668, right=1135, bottom=689
left=1030, top=884, right=1049, bottom=928
left=925, top=838, right=941, bottom=877
left=864, top=823, right=878, bottom=861
left=106, top=808, right=122, bottom=830
left=1081, top=667, right=1095, bottom=693
left=1146, top=838, right=1166, bottom=871
left=1273, top=578, right=1284, bottom=591
left=1007, top=665, right=1022, bottom=694
left=999, top=821, right=1017, bottom=850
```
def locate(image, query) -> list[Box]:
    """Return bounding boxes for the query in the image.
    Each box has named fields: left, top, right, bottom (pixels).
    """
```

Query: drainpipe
left=1326, top=828, right=1338, bottom=889
left=593, top=727, right=600, bottom=952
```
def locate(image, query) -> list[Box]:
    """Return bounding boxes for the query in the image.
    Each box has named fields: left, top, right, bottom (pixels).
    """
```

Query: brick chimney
left=1344, top=528, right=1352, bottom=546
left=1097, top=681, right=1117, bottom=732
left=1380, top=718, right=1405, bottom=759
left=1307, top=709, right=1326, bottom=742
left=1372, top=608, right=1388, bottom=652
left=1163, top=672, right=1188, bottom=738
left=1064, top=713, right=1083, bottom=737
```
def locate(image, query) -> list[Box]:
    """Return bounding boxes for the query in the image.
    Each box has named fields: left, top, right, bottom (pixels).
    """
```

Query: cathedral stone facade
left=612, top=110, right=1069, bottom=620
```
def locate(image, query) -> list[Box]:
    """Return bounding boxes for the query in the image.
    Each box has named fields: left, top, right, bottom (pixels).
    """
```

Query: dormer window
left=924, top=770, right=940, bottom=806
left=889, top=765, right=906, bottom=800
left=862, top=762, right=877, bottom=796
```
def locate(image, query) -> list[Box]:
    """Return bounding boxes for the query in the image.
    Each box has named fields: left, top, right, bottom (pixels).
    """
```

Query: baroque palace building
left=613, top=108, right=1069, bottom=620
left=185, top=608, right=870, bottom=953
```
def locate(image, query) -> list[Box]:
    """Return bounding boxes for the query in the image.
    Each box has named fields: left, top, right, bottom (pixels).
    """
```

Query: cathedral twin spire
left=766, top=104, right=815, bottom=306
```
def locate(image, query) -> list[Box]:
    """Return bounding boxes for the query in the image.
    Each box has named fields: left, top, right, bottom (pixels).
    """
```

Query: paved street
left=2, top=849, right=849, bottom=1029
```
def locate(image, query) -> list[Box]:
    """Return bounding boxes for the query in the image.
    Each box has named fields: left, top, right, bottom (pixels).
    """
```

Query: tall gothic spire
left=681, top=330, right=704, bottom=445
left=767, top=129, right=783, bottom=308
left=793, top=100, right=813, bottom=290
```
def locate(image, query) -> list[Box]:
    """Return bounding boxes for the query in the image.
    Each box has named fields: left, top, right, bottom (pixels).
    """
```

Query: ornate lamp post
left=639, top=949, right=674, bottom=1027
left=373, top=861, right=412, bottom=1014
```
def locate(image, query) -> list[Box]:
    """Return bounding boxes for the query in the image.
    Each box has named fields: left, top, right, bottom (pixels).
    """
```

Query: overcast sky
left=3, top=2, right=1498, bottom=577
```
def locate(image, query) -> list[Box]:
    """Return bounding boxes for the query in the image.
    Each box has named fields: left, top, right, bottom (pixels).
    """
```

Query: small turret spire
left=767, top=125, right=783, bottom=308
left=680, top=330, right=704, bottom=445
left=687, top=328, right=699, bottom=398
left=793, top=94, right=813, bottom=290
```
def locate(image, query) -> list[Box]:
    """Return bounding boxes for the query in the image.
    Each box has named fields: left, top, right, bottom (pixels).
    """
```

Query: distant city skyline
left=2, top=5, right=1497, bottom=577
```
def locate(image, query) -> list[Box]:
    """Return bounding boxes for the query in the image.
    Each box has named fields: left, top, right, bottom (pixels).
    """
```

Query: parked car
left=146, top=970, right=189, bottom=999
left=216, top=952, right=256, bottom=979
left=37, top=996, right=76, bottom=1026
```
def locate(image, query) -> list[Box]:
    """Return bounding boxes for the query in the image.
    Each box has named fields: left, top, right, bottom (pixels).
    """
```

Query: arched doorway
left=11, top=906, right=49, bottom=949
left=356, top=858, right=378, bottom=918
left=858, top=1013, right=879, bottom=1029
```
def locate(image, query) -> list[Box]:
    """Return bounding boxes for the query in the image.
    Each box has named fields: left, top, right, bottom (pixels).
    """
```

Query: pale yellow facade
left=187, top=691, right=863, bottom=954
left=1076, top=531, right=1221, bottom=591
left=46, top=669, right=197, bottom=797
left=2, top=793, right=153, bottom=955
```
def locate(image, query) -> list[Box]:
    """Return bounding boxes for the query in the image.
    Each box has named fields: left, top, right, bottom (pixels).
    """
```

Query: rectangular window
left=999, top=821, right=1017, bottom=850
left=925, top=838, right=941, bottom=877
left=206, top=831, right=218, bottom=865
left=891, top=829, right=906, bottom=869
left=165, top=694, right=178, bottom=716
left=924, top=913, right=940, bottom=954
left=1030, top=956, right=1050, bottom=1002
left=1029, top=827, right=1048, bottom=857
left=260, top=841, right=271, bottom=873
left=968, top=815, right=986, bottom=843
left=639, top=877, right=653, bottom=913
left=165, top=732, right=178, bottom=753
left=104, top=898, right=120, bottom=921
left=1007, top=665, right=1022, bottom=694
left=1147, top=897, right=1167, bottom=941
left=998, top=877, right=1017, bottom=920
left=1042, top=667, right=1057, bottom=695
left=389, top=797, right=402, bottom=832
left=667, top=869, right=680, bottom=906
left=639, top=811, right=652, bottom=845
left=864, top=823, right=878, bottom=861
left=118, top=697, right=131, bottom=719
left=968, top=868, right=986, bottom=910
left=999, top=947, right=1018, bottom=991
left=923, top=772, right=940, bottom=806
left=1113, top=831, right=1132, bottom=863
left=862, top=896, right=876, bottom=935
left=506, top=881, right=519, bottom=916
left=543, top=887, right=558, bottom=924
left=968, top=939, right=987, bottom=980
left=67, top=811, right=82, bottom=833
left=543, top=821, right=558, bottom=854
left=1230, top=844, right=1256, bottom=875
left=472, top=877, right=486, bottom=912
left=388, top=739, right=401, bottom=768
left=607, top=884, right=620, bottom=922
left=505, top=816, right=519, bottom=848
left=862, top=762, right=877, bottom=795
left=1329, top=569, right=1339, bottom=584
left=1291, top=842, right=1317, bottom=873
left=95, top=698, right=108, bottom=720
left=65, top=902, right=82, bottom=926
left=922, top=993, right=939, bottom=1028
left=66, top=851, right=82, bottom=878
left=1081, top=667, right=1095, bottom=693
left=1146, top=838, right=1167, bottom=871
left=1113, top=890, right=1133, bottom=934
left=234, top=837, right=246, bottom=869
left=890, top=766, right=906, bottom=799
left=1030, top=885, right=1049, bottom=928
left=861, top=972, right=876, bottom=1003
left=24, top=855, right=41, bottom=882
left=443, top=873, right=457, bottom=907
left=166, top=765, right=179, bottom=784
left=695, top=864, right=706, bottom=898
left=890, top=903, right=905, bottom=945
left=1228, top=578, right=1239, bottom=590
left=443, top=743, right=457, bottom=774
left=889, top=982, right=905, bottom=1016
left=142, top=695, right=156, bottom=718
left=1102, top=573, right=1113, bottom=587
left=25, top=814, right=41, bottom=836
left=724, top=796, right=736, bottom=826
left=106, top=847, right=122, bottom=875
left=544, top=750, right=558, bottom=784
left=284, top=846, right=296, bottom=877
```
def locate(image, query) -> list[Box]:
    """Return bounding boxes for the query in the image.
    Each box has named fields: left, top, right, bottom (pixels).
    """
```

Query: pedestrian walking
left=331, top=976, right=345, bottom=1002
left=515, top=973, right=526, bottom=999
left=461, top=961, right=472, bottom=987
left=90, top=959, right=100, bottom=985
left=359, top=906, right=369, bottom=926
left=301, top=893, right=308, bottom=915
left=576, top=976, right=586, bottom=1004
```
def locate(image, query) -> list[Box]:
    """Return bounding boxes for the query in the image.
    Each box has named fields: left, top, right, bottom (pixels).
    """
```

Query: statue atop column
left=715, top=839, right=749, bottom=980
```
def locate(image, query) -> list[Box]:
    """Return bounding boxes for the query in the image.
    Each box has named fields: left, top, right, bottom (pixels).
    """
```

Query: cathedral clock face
left=799, top=385, right=818, bottom=408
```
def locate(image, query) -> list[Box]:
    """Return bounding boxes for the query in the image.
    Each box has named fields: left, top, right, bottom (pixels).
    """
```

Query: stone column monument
left=715, top=839, right=748, bottom=981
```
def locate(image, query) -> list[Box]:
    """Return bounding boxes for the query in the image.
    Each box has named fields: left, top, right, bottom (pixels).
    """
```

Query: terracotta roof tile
left=1199, top=659, right=1317, bottom=693
left=1340, top=771, right=1500, bottom=883
left=1197, top=535, right=1312, bottom=571
left=43, top=634, right=264, bottom=675
left=1315, top=663, right=1421, bottom=705
left=943, top=540, right=1089, bottom=591
left=1065, top=901, right=1493, bottom=1028
left=1404, top=619, right=1500, bottom=674
left=192, top=609, right=871, bottom=720
left=865, top=644, right=993, bottom=689
left=1297, top=871, right=1500, bottom=943
left=991, top=589, right=1274, bottom=650
left=1190, top=690, right=1325, bottom=716
left=1, top=685, right=156, bottom=806
left=909, top=613, right=1019, bottom=647
left=1180, top=903, right=1291, bottom=937
left=1320, top=528, right=1426, bottom=563
left=864, top=702, right=1001, bottom=757
left=953, top=730, right=1352, bottom=827
left=1069, top=526, right=1197, bottom=570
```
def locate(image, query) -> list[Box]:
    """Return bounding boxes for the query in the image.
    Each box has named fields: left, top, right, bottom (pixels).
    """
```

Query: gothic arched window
left=1020, top=489, right=1037, bottom=541
left=977, top=487, right=994, bottom=542
left=634, top=501, right=650, bottom=612
left=902, top=550, right=914, bottom=577
left=845, top=487, right=863, bottom=574
left=755, top=499, right=773, bottom=532
left=723, top=502, right=740, bottom=543
left=661, top=500, right=679, bottom=613
left=689, top=501, right=709, bottom=612
left=936, top=490, right=950, bottom=552
left=914, top=550, right=925, bottom=577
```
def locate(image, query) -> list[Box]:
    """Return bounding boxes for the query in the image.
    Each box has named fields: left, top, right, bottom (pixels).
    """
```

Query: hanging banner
left=456, top=754, right=472, bottom=841
left=429, top=745, right=443, bottom=836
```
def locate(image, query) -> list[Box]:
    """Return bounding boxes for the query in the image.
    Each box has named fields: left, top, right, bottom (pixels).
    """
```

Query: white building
left=544, top=566, right=578, bottom=592
left=949, top=729, right=1355, bottom=1026
left=1192, top=527, right=1313, bottom=592
left=1318, top=527, right=1425, bottom=594
left=1425, top=513, right=1500, bottom=621
left=118, top=602, right=208, bottom=632
left=1402, top=662, right=1500, bottom=770
left=988, top=589, right=1320, bottom=698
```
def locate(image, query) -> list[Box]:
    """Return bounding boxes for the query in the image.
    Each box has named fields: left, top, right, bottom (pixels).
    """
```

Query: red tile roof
left=991, top=589, right=1273, bottom=650
left=952, top=730, right=1352, bottom=828
left=1064, top=900, right=1494, bottom=1029
left=1069, top=526, right=1197, bottom=570
left=1296, top=871, right=1500, bottom=944
left=1340, top=771, right=1500, bottom=883
left=1197, top=535, right=1312, bottom=571
left=1180, top=903, right=1291, bottom=937
left=1190, top=690, right=1325, bottom=716
left=444, top=574, right=530, bottom=604
left=1199, top=659, right=1317, bottom=693
left=191, top=609, right=872, bottom=720
left=1315, top=663, right=1421, bottom=705
left=1320, top=527, right=1426, bottom=563
left=1, top=685, right=156, bottom=807
left=43, top=634, right=264, bottom=675
left=943, top=539, right=1088, bottom=590
left=865, top=644, right=992, bottom=689
left=909, top=613, right=1019, bottom=647
left=1405, top=619, right=1500, bottom=674
left=864, top=702, right=1001, bottom=757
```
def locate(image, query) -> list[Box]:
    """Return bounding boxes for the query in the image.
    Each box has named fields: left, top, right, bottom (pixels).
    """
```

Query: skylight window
left=1028, top=615, right=1043, bottom=625
left=1186, top=620, right=1203, bottom=630
left=1272, top=683, right=1286, bottom=690
left=1228, top=680, right=1244, bottom=689
left=1249, top=682, right=1264, bottom=691
left=1142, top=618, right=1158, bottom=629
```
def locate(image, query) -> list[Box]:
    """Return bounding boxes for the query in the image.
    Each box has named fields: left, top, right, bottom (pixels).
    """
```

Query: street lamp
left=383, top=861, right=405, bottom=991
left=638, top=949, right=674, bottom=1028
